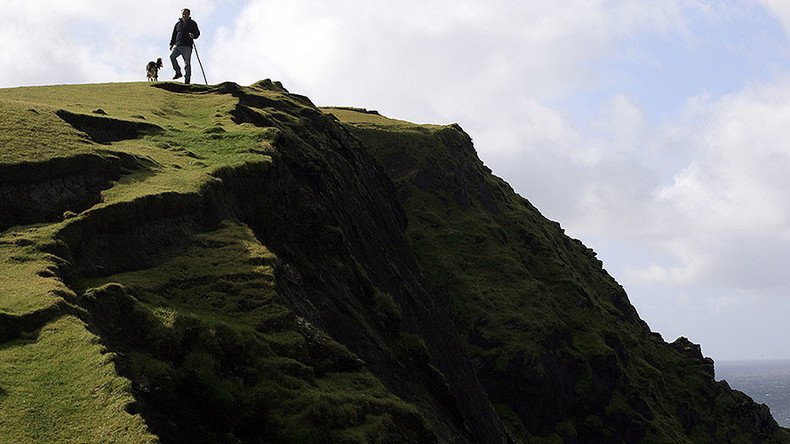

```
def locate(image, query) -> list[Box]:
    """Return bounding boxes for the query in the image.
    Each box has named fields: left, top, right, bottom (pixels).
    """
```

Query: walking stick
left=193, top=42, right=208, bottom=85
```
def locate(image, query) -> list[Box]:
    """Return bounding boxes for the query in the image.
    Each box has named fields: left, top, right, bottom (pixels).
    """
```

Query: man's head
left=181, top=8, right=191, bottom=19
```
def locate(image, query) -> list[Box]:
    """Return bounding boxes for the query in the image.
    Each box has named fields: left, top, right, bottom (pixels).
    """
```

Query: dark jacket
left=170, top=18, right=200, bottom=47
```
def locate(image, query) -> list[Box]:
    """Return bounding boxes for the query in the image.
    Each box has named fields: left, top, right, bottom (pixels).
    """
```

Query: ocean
left=716, top=359, right=790, bottom=428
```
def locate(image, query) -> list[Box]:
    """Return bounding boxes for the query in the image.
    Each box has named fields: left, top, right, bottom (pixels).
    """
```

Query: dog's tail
left=156, top=57, right=162, bottom=68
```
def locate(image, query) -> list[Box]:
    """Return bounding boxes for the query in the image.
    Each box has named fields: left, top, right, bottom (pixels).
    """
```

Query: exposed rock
left=55, top=109, right=163, bottom=143
left=0, top=152, right=148, bottom=231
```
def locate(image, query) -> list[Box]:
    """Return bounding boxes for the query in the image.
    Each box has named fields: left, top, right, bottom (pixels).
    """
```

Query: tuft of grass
left=0, top=316, right=155, bottom=443
left=0, top=226, right=71, bottom=316
left=0, top=99, right=94, bottom=164
left=77, top=220, right=280, bottom=325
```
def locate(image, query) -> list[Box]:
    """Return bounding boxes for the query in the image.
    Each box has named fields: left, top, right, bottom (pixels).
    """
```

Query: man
left=169, top=8, right=200, bottom=84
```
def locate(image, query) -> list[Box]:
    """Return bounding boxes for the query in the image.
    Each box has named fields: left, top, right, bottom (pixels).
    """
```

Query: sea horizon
left=716, top=359, right=790, bottom=428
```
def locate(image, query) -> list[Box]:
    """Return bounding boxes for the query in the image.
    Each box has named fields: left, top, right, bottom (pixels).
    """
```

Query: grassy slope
left=0, top=98, right=93, bottom=163
left=0, top=83, right=432, bottom=442
left=0, top=316, right=155, bottom=443
left=327, top=107, right=790, bottom=443
left=76, top=221, right=428, bottom=442
left=0, top=82, right=267, bottom=316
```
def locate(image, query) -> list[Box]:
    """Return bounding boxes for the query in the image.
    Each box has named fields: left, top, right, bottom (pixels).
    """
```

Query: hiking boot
left=173, top=73, right=183, bottom=80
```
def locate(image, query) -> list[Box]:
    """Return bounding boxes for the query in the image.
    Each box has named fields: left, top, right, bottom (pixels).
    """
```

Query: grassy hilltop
left=0, top=81, right=787, bottom=443
left=0, top=82, right=437, bottom=443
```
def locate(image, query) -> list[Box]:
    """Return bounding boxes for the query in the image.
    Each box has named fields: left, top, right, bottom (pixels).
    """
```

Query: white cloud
left=759, top=0, right=790, bottom=34
left=0, top=0, right=218, bottom=86
left=665, top=80, right=790, bottom=232
left=1, top=0, right=789, bottom=359
left=618, top=78, right=790, bottom=294
left=207, top=1, right=686, bottom=116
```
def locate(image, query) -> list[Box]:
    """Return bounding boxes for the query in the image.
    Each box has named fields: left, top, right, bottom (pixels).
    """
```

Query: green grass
left=0, top=81, right=278, bottom=318
left=0, top=83, right=228, bottom=129
left=0, top=98, right=94, bottom=164
left=0, top=82, right=275, bottom=208
left=323, top=107, right=441, bottom=127
left=0, top=316, right=155, bottom=443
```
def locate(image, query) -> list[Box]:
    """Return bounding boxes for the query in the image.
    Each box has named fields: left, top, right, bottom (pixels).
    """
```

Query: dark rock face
left=55, top=110, right=163, bottom=143
left=0, top=153, right=146, bottom=231
left=216, top=85, right=510, bottom=441
left=671, top=336, right=716, bottom=379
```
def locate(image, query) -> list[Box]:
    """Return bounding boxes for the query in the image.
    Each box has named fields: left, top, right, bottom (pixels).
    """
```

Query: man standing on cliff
left=169, top=8, right=200, bottom=85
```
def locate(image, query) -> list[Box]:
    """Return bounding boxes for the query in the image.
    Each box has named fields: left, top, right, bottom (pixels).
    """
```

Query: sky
left=1, top=0, right=789, bottom=361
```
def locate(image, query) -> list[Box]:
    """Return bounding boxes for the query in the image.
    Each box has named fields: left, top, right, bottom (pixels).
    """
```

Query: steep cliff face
left=0, top=81, right=786, bottom=443
left=327, top=107, right=790, bottom=443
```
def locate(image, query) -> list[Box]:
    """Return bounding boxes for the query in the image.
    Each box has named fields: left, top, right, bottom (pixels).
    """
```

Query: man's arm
left=170, top=23, right=178, bottom=48
left=190, top=21, right=200, bottom=40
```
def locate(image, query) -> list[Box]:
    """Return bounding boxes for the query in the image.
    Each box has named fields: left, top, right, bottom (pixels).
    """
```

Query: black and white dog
left=146, top=58, right=163, bottom=81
